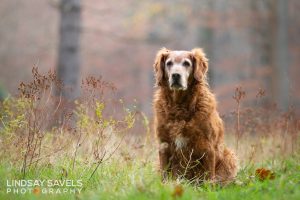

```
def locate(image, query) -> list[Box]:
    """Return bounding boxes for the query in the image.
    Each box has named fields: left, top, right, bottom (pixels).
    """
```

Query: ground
left=0, top=152, right=299, bottom=200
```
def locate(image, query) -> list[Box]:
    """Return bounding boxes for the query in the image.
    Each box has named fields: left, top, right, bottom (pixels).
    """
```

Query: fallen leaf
left=33, top=187, right=41, bottom=195
left=255, top=168, right=275, bottom=181
left=172, top=184, right=184, bottom=198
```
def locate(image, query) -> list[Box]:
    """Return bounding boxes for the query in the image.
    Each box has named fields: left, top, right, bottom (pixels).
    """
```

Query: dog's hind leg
left=215, top=148, right=238, bottom=185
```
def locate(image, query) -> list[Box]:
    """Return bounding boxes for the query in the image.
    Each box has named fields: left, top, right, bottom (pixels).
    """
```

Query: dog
left=153, top=48, right=238, bottom=184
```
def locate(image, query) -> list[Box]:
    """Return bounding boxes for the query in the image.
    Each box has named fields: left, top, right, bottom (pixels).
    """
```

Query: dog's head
left=153, top=48, right=208, bottom=90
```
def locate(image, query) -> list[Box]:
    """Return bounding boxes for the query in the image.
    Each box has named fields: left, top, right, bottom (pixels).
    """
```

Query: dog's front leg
left=159, top=142, right=171, bottom=181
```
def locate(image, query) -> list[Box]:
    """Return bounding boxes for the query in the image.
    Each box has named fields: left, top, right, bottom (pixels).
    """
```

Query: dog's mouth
left=170, top=82, right=186, bottom=90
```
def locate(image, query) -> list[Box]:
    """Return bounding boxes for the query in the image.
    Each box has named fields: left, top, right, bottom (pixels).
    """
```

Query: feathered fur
left=153, top=48, right=238, bottom=184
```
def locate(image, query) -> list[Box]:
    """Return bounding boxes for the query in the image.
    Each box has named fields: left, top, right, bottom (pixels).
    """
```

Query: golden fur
left=153, top=48, right=238, bottom=184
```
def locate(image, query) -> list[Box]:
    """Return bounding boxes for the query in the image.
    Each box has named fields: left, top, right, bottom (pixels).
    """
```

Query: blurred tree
left=250, top=0, right=274, bottom=103
left=273, top=0, right=289, bottom=110
left=251, top=0, right=289, bottom=110
left=57, top=0, right=81, bottom=99
left=195, top=0, right=216, bottom=86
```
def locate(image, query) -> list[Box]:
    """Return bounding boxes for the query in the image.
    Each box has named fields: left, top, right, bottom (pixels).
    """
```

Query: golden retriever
left=153, top=48, right=238, bottom=184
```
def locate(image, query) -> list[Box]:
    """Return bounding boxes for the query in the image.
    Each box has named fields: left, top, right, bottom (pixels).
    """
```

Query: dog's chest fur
left=174, top=135, right=188, bottom=150
left=162, top=106, right=198, bottom=151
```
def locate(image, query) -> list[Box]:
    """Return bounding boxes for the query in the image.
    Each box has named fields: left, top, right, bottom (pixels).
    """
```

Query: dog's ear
left=153, top=47, right=170, bottom=86
left=191, top=48, right=208, bottom=82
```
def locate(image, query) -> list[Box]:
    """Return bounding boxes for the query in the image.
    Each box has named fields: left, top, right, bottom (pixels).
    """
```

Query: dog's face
left=165, top=51, right=193, bottom=90
left=154, top=48, right=208, bottom=90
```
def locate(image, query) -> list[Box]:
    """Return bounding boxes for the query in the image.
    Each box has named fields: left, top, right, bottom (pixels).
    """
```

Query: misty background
left=0, top=0, right=299, bottom=115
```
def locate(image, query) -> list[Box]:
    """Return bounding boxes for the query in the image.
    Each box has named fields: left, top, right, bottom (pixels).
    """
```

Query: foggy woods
left=0, top=1, right=300, bottom=200
left=0, top=0, right=299, bottom=114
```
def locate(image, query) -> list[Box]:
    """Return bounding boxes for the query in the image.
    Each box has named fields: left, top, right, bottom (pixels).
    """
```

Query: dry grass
left=0, top=68, right=299, bottom=200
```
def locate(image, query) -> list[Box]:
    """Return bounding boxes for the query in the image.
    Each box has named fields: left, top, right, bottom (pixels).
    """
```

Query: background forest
left=0, top=0, right=299, bottom=114
left=0, top=1, right=299, bottom=200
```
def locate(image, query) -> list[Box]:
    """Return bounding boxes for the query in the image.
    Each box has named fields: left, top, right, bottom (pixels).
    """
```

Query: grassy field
left=0, top=152, right=299, bottom=200
left=0, top=71, right=299, bottom=199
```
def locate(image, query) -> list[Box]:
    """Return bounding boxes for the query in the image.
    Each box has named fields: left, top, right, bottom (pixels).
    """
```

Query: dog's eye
left=183, top=61, right=191, bottom=67
left=166, top=61, right=173, bottom=67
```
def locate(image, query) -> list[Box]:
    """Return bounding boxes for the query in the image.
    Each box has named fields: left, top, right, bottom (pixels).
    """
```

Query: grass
left=0, top=69, right=299, bottom=199
left=0, top=151, right=299, bottom=200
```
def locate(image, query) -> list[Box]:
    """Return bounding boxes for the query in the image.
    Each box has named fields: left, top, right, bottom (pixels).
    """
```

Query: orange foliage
left=255, top=168, right=275, bottom=181
left=172, top=184, right=184, bottom=198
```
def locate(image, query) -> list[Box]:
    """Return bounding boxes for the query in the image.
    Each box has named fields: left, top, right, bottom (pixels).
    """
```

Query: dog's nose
left=172, top=73, right=181, bottom=81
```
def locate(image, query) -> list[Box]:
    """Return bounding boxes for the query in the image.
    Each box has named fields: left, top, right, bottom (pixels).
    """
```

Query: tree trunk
left=273, top=0, right=289, bottom=110
left=57, top=0, right=81, bottom=99
left=196, top=0, right=216, bottom=87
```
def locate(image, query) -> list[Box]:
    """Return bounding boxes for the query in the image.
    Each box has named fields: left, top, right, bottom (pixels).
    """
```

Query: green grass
left=0, top=155, right=299, bottom=200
